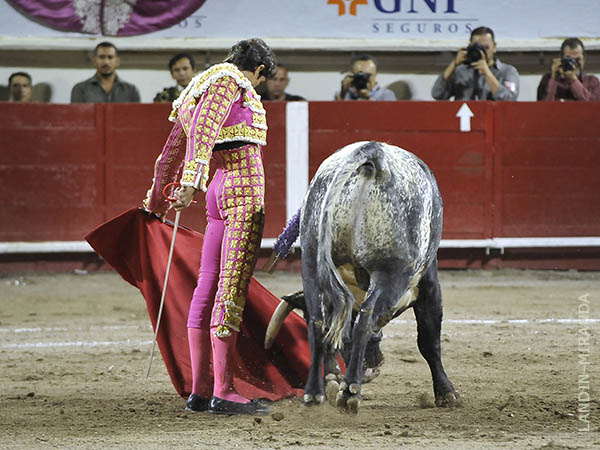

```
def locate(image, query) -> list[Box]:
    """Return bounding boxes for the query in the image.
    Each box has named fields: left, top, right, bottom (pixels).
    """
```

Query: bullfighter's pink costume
left=144, top=63, right=268, bottom=404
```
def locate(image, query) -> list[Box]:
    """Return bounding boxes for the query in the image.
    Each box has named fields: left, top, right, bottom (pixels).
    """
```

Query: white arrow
left=456, top=103, right=474, bottom=132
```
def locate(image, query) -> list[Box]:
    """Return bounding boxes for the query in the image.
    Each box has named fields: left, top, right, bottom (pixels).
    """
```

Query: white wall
left=2, top=66, right=596, bottom=103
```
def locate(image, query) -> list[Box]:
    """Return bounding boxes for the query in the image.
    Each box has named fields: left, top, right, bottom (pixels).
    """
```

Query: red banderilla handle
left=162, top=182, right=180, bottom=202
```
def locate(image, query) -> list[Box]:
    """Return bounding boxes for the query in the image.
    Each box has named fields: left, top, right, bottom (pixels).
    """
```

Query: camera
left=463, top=43, right=487, bottom=65
left=351, top=71, right=371, bottom=90
left=560, top=57, right=579, bottom=72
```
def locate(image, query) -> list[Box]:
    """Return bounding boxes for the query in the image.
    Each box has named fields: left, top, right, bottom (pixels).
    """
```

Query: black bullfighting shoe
left=208, top=396, right=271, bottom=416
left=185, top=394, right=210, bottom=412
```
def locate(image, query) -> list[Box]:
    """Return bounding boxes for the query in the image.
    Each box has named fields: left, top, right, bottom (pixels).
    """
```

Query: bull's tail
left=316, top=142, right=386, bottom=350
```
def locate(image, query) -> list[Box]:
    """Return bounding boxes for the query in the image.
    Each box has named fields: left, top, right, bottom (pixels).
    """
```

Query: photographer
left=537, top=38, right=600, bottom=102
left=432, top=26, right=519, bottom=101
left=336, top=54, right=396, bottom=101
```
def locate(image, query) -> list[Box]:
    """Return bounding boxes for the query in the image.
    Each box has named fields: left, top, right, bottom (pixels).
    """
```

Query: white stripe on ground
left=1, top=339, right=152, bottom=349
left=1, top=318, right=597, bottom=350
left=0, top=318, right=597, bottom=336
left=0, top=325, right=147, bottom=333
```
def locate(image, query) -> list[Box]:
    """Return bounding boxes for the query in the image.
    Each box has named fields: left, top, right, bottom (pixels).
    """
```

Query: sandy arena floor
left=0, top=269, right=598, bottom=449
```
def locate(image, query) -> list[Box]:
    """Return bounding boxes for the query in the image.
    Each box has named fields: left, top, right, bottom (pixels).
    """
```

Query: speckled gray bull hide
left=299, top=141, right=459, bottom=414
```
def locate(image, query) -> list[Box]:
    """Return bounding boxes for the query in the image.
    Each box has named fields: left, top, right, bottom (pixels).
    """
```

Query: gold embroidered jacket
left=170, top=63, right=267, bottom=191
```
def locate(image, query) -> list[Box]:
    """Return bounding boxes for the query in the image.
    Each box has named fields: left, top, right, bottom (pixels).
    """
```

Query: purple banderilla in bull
left=273, top=208, right=301, bottom=259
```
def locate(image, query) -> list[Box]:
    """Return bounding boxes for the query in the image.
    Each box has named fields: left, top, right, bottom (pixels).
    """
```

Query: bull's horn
left=264, top=300, right=295, bottom=349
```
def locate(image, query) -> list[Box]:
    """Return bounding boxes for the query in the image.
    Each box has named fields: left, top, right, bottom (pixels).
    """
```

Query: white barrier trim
left=0, top=241, right=94, bottom=253
left=1, top=237, right=599, bottom=254
left=285, top=101, right=309, bottom=222
left=0, top=37, right=598, bottom=52
left=492, top=237, right=600, bottom=248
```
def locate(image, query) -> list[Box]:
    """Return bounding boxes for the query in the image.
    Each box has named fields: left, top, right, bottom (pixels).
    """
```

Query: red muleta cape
left=85, top=208, right=310, bottom=401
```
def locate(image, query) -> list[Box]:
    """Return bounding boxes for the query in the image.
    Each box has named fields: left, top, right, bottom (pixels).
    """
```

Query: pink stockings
left=187, top=328, right=212, bottom=398
left=187, top=327, right=248, bottom=403
left=210, top=331, right=248, bottom=403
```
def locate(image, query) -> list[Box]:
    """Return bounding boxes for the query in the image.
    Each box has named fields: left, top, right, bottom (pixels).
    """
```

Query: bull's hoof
left=303, top=393, right=325, bottom=406
left=435, top=391, right=461, bottom=408
left=347, top=396, right=361, bottom=415
left=335, top=381, right=362, bottom=414
left=335, top=390, right=347, bottom=411
left=326, top=379, right=340, bottom=407
left=336, top=391, right=361, bottom=414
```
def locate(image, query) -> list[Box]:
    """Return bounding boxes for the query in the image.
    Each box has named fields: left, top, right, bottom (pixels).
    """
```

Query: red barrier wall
left=493, top=102, right=600, bottom=237
left=308, top=101, right=495, bottom=239
left=0, top=104, right=105, bottom=241
left=1, top=102, right=599, bottom=248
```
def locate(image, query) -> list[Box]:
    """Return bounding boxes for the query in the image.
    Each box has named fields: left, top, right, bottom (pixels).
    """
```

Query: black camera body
left=463, top=43, right=487, bottom=65
left=352, top=71, right=371, bottom=90
left=560, top=57, right=579, bottom=72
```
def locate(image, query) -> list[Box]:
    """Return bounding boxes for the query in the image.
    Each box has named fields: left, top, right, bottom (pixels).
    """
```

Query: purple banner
left=6, top=0, right=206, bottom=36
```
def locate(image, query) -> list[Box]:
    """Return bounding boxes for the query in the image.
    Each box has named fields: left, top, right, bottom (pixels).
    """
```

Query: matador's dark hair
left=224, top=38, right=277, bottom=79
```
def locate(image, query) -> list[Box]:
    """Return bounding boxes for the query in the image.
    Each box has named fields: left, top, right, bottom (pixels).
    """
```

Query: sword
left=146, top=182, right=184, bottom=378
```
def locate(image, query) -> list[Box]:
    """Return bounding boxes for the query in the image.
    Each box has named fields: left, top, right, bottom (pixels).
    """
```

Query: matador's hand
left=172, top=185, right=197, bottom=211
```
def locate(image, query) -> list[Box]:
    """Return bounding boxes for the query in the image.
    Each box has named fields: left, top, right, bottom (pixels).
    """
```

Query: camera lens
left=463, top=43, right=486, bottom=65
left=560, top=57, right=578, bottom=72
left=351, top=72, right=371, bottom=90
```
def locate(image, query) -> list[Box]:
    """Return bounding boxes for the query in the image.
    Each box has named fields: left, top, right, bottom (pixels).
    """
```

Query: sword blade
left=146, top=210, right=181, bottom=378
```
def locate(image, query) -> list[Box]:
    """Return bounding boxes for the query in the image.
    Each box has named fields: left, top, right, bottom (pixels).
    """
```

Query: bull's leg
left=363, top=330, right=384, bottom=383
left=301, top=256, right=326, bottom=406
left=337, top=271, right=410, bottom=414
left=344, top=311, right=383, bottom=384
left=413, top=260, right=460, bottom=407
left=304, top=313, right=326, bottom=405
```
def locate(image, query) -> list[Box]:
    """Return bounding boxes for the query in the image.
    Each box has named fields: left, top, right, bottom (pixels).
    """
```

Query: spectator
left=8, top=72, right=33, bottom=102
left=71, top=42, right=140, bottom=103
left=336, top=54, right=396, bottom=101
left=154, top=53, right=196, bottom=103
left=537, top=38, right=600, bottom=102
left=432, top=26, right=519, bottom=101
left=261, top=64, right=305, bottom=101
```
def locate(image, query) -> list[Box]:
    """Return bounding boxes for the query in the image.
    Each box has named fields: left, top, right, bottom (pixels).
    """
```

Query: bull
left=266, top=141, right=459, bottom=414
